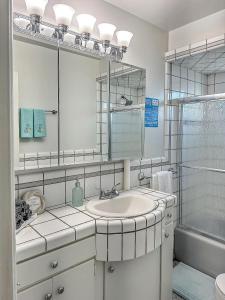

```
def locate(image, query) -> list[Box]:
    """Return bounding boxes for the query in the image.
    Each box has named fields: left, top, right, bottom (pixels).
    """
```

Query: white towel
left=157, top=171, right=173, bottom=194
left=152, top=174, right=159, bottom=190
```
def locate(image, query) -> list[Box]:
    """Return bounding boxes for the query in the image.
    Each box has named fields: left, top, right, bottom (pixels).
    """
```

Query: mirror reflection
left=109, top=62, right=146, bottom=160
left=13, top=38, right=58, bottom=169
left=59, top=49, right=108, bottom=164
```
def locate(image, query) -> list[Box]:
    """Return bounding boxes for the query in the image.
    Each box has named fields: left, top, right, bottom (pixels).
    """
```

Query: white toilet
left=215, top=274, right=225, bottom=300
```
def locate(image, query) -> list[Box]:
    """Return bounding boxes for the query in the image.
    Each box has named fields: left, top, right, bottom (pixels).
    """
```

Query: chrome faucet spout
left=99, top=183, right=120, bottom=199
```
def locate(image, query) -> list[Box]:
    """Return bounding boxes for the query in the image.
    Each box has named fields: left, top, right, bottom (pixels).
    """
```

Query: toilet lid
left=216, top=274, right=225, bottom=296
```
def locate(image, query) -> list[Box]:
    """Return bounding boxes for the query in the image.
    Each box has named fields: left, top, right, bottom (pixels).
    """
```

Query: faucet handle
left=112, top=183, right=120, bottom=190
left=99, top=190, right=105, bottom=199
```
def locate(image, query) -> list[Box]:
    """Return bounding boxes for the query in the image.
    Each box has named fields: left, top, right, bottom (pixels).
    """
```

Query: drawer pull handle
left=50, top=261, right=58, bottom=269
left=165, top=233, right=169, bottom=239
left=108, top=265, right=115, bottom=273
left=167, top=213, right=172, bottom=218
left=57, top=287, right=65, bottom=295
left=45, top=293, right=53, bottom=300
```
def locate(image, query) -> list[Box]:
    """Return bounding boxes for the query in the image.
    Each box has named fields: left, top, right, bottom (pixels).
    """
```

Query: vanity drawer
left=17, top=236, right=95, bottom=290
left=165, top=206, right=173, bottom=225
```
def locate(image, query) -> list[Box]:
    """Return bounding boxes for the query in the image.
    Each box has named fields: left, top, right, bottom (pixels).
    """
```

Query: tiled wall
left=165, top=63, right=208, bottom=100
left=16, top=64, right=182, bottom=228
left=15, top=158, right=179, bottom=223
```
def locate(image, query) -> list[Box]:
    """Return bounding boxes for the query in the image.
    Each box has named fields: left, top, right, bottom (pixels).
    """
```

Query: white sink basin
left=86, top=192, right=157, bottom=218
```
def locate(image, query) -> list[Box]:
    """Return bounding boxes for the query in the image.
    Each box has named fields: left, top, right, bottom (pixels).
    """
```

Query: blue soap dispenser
left=72, top=179, right=84, bottom=207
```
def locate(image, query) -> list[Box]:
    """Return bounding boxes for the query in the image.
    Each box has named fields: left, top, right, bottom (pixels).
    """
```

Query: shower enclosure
left=165, top=38, right=225, bottom=278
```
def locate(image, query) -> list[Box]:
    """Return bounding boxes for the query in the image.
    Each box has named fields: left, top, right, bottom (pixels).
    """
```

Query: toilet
left=215, top=274, right=225, bottom=300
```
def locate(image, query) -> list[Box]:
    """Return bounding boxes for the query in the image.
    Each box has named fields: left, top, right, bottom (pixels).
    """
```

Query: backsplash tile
left=15, top=159, right=178, bottom=213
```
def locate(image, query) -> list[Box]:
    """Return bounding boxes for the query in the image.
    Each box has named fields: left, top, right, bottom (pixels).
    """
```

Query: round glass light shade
left=116, top=31, right=133, bottom=47
left=25, top=0, right=48, bottom=17
left=53, top=4, right=75, bottom=26
left=98, top=23, right=116, bottom=41
left=77, top=14, right=96, bottom=34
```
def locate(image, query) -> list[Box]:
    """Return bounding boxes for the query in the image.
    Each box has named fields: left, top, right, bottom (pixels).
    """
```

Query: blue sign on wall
left=145, top=98, right=159, bottom=128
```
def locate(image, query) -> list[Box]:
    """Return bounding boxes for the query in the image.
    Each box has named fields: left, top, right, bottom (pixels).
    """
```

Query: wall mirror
left=58, top=46, right=109, bottom=165
left=13, top=31, right=146, bottom=172
left=13, top=36, right=59, bottom=170
left=109, top=61, right=145, bottom=160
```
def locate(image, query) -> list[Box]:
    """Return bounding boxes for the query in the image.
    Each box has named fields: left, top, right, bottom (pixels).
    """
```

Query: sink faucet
left=99, top=183, right=120, bottom=199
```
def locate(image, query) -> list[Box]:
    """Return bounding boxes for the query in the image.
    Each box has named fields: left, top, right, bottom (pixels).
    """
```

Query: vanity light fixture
left=16, top=2, right=134, bottom=60
left=98, top=23, right=116, bottom=50
left=77, top=14, right=96, bottom=42
left=25, top=0, right=48, bottom=33
left=116, top=31, right=133, bottom=54
left=53, top=4, right=75, bottom=42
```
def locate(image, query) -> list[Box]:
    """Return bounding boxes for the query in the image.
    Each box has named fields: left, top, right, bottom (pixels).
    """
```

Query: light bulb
left=77, top=14, right=96, bottom=34
left=116, top=31, right=133, bottom=48
left=53, top=4, right=75, bottom=26
left=25, top=0, right=48, bottom=17
left=98, top=23, right=116, bottom=42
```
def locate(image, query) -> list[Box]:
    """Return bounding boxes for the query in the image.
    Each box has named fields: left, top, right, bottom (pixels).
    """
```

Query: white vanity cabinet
left=104, top=248, right=161, bottom=300
left=17, top=279, right=52, bottom=300
left=17, top=236, right=95, bottom=300
left=52, top=259, right=95, bottom=300
left=18, top=259, right=95, bottom=300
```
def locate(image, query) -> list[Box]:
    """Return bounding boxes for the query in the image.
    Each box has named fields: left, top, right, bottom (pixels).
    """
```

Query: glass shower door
left=180, top=99, right=225, bottom=242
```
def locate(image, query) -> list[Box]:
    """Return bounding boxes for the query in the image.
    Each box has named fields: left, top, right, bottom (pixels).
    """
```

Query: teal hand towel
left=20, top=108, right=33, bottom=138
left=33, top=109, right=46, bottom=138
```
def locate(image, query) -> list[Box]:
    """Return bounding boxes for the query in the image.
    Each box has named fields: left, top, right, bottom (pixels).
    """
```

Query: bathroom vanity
left=16, top=188, right=176, bottom=300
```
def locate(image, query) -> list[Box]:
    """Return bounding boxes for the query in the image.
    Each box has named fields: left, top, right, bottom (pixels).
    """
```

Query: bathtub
left=175, top=225, right=225, bottom=278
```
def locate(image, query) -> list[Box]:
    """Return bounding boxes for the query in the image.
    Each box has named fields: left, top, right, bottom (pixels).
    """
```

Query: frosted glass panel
left=181, top=167, right=225, bottom=242
left=182, top=100, right=225, bottom=169
left=181, top=99, right=225, bottom=242
left=111, top=110, right=143, bottom=160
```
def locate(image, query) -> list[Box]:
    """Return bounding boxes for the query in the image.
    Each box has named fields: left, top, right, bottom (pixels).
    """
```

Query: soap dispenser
left=72, top=179, right=84, bottom=207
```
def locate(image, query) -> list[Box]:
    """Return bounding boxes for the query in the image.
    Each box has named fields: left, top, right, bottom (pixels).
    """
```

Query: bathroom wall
left=13, top=1, right=180, bottom=226
left=169, top=9, right=225, bottom=50
left=13, top=0, right=168, bottom=158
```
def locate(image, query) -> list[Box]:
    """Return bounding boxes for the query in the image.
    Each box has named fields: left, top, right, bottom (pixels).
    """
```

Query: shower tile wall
left=166, top=64, right=208, bottom=100
left=208, top=72, right=225, bottom=94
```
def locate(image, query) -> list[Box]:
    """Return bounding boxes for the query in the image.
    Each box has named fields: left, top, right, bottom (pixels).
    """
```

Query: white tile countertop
left=16, top=187, right=177, bottom=263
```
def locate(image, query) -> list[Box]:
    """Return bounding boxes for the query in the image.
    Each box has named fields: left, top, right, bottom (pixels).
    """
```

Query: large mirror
left=13, top=37, right=58, bottom=170
left=13, top=32, right=146, bottom=171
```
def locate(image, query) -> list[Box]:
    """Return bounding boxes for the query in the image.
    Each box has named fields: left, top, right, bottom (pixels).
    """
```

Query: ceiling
left=104, top=0, right=225, bottom=31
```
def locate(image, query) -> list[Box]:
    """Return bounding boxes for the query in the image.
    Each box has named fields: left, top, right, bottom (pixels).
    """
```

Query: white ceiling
left=104, top=0, right=225, bottom=31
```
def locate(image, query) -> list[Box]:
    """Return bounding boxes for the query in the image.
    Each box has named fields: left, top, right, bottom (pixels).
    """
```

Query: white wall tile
left=108, top=234, right=122, bottom=261
left=147, top=226, right=155, bottom=253
left=136, top=229, right=146, bottom=258
left=44, top=182, right=65, bottom=208
left=96, top=234, right=107, bottom=261
left=123, top=232, right=135, bottom=260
